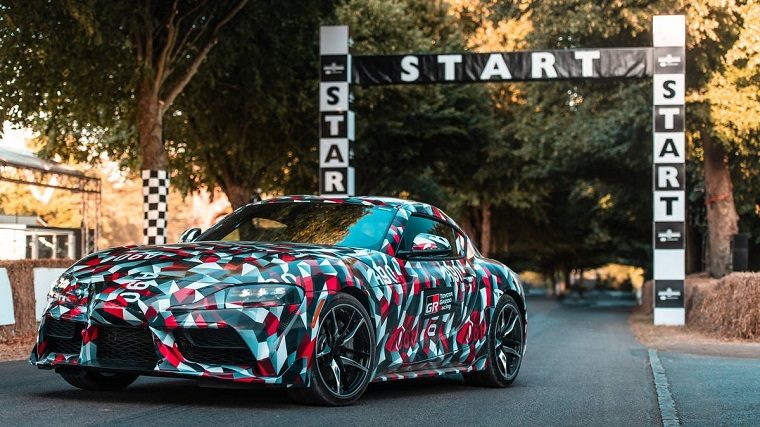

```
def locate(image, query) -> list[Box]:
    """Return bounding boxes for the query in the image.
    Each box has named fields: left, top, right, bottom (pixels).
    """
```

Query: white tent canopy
left=0, top=146, right=101, bottom=255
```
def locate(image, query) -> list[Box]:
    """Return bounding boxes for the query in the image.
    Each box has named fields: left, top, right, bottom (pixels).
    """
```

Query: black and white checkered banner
left=142, top=169, right=169, bottom=245
left=652, top=15, right=686, bottom=325
left=319, top=26, right=354, bottom=196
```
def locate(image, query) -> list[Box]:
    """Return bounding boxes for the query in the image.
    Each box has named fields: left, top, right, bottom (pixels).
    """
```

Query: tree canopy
left=167, top=0, right=335, bottom=207
left=1, top=0, right=248, bottom=244
left=1, top=0, right=758, bottom=277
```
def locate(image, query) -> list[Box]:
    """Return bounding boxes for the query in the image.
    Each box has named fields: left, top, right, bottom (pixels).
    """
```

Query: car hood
left=63, top=241, right=375, bottom=326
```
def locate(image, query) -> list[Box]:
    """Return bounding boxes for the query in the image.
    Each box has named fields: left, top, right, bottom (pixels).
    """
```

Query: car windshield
left=197, top=202, right=397, bottom=250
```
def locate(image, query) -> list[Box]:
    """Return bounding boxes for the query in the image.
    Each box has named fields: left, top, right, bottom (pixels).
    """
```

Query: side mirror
left=410, top=233, right=451, bottom=256
left=179, top=227, right=202, bottom=243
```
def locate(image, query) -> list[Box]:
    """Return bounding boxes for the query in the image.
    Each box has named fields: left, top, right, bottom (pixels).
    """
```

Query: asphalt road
left=0, top=296, right=756, bottom=426
left=659, top=352, right=760, bottom=426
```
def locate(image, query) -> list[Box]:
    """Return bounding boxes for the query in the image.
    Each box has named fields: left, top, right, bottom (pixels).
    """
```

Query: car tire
left=463, top=294, right=524, bottom=388
left=288, top=293, right=376, bottom=406
left=59, top=370, right=139, bottom=391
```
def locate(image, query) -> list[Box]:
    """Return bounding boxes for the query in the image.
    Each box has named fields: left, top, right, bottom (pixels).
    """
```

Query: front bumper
left=30, top=303, right=314, bottom=387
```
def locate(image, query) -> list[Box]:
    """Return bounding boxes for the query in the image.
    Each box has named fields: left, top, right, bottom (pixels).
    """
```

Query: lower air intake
left=176, top=328, right=258, bottom=367
left=44, top=318, right=85, bottom=355
left=96, top=327, right=158, bottom=370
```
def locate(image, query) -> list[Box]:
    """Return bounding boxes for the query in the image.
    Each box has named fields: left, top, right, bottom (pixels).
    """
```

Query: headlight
left=48, top=274, right=86, bottom=304
left=49, top=274, right=73, bottom=299
left=170, top=284, right=304, bottom=310
left=223, top=284, right=303, bottom=308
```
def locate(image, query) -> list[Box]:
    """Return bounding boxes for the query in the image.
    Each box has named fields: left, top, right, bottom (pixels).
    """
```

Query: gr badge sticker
left=424, top=288, right=454, bottom=318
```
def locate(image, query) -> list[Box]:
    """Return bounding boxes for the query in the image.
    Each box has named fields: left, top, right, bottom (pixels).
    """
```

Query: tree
left=167, top=0, right=335, bottom=209
left=448, top=0, right=656, bottom=274
left=336, top=0, right=515, bottom=256
left=475, top=0, right=760, bottom=278
left=0, top=0, right=247, bottom=244
left=691, top=1, right=759, bottom=275
left=448, top=0, right=545, bottom=258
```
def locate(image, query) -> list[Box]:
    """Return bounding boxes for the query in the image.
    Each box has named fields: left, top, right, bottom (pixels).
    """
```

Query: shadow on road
left=25, top=296, right=636, bottom=411
left=33, top=375, right=478, bottom=409
left=3, top=298, right=664, bottom=425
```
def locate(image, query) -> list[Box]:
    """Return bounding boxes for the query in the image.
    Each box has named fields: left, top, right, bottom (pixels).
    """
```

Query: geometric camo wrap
left=31, top=196, right=526, bottom=387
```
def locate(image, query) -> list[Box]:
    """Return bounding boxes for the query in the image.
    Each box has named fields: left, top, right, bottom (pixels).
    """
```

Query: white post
left=652, top=15, right=686, bottom=325
left=319, top=26, right=354, bottom=196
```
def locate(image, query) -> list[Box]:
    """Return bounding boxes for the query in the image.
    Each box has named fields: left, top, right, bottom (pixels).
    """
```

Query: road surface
left=1, top=296, right=756, bottom=426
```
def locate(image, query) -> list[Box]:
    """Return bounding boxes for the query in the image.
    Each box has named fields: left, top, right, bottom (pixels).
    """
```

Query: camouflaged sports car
left=31, top=196, right=526, bottom=406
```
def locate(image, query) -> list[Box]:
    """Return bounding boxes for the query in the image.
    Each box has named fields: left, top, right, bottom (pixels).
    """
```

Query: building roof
left=0, top=146, right=88, bottom=179
left=0, top=146, right=100, bottom=193
left=0, top=214, right=42, bottom=226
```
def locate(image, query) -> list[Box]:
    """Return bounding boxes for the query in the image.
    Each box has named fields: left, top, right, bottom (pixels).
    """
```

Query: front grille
left=96, top=327, right=158, bottom=370
left=44, top=318, right=85, bottom=354
left=176, top=328, right=257, bottom=367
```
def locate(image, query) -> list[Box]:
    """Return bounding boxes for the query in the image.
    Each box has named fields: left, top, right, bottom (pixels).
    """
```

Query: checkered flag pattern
left=142, top=169, right=169, bottom=245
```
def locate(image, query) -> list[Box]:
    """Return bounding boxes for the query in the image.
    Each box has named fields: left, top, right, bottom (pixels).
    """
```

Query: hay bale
left=640, top=273, right=760, bottom=341
left=639, top=273, right=713, bottom=316
left=0, top=259, right=73, bottom=341
left=689, top=273, right=760, bottom=340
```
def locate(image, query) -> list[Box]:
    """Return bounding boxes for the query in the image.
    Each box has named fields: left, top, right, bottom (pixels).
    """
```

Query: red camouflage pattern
left=30, top=196, right=525, bottom=387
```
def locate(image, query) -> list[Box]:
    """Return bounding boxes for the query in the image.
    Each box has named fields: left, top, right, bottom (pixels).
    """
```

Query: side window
left=398, top=215, right=458, bottom=258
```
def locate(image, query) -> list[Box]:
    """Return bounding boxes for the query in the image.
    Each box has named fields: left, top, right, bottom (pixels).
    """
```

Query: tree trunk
left=480, top=201, right=492, bottom=258
left=547, top=271, right=557, bottom=296
left=128, top=1, right=247, bottom=245
left=703, top=133, right=738, bottom=277
left=458, top=205, right=479, bottom=246
left=223, top=182, right=255, bottom=210
left=137, top=78, right=170, bottom=245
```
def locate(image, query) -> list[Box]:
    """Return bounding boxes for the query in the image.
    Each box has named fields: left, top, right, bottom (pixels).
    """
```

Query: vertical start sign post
left=319, top=26, right=355, bottom=196
left=652, top=16, right=686, bottom=325
left=320, top=16, right=686, bottom=325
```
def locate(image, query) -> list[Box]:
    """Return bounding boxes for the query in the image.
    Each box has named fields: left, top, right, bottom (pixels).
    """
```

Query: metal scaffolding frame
left=0, top=147, right=101, bottom=256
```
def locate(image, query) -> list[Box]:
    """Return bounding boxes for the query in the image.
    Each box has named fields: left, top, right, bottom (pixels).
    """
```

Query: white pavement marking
left=648, top=349, right=682, bottom=426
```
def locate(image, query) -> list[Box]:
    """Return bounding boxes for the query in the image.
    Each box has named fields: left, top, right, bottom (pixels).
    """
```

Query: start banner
left=353, top=48, right=653, bottom=85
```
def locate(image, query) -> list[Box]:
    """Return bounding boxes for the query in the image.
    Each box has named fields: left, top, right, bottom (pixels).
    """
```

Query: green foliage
left=0, top=0, right=249, bottom=171
left=167, top=0, right=336, bottom=202
left=500, top=0, right=760, bottom=274
left=2, top=0, right=757, bottom=273
left=337, top=0, right=503, bottom=213
left=466, top=1, right=657, bottom=273
left=505, top=77, right=653, bottom=272
left=699, top=2, right=760, bottom=239
left=0, top=0, right=137, bottom=166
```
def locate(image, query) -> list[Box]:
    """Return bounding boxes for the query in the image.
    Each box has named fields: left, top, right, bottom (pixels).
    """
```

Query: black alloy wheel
left=463, top=294, right=524, bottom=387
left=288, top=293, right=375, bottom=406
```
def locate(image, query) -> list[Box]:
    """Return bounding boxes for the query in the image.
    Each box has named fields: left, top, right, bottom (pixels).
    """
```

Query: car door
left=393, top=214, right=470, bottom=367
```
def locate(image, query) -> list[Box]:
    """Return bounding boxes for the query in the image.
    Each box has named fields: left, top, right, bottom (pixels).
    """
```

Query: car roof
left=262, top=195, right=415, bottom=208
